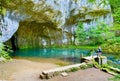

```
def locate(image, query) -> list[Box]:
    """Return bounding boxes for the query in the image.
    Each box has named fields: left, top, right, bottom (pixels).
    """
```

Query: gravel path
left=0, top=59, right=113, bottom=81
left=0, top=59, right=59, bottom=81
left=47, top=68, right=113, bottom=81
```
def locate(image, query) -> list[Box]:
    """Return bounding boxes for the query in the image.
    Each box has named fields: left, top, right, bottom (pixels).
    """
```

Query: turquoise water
left=11, top=48, right=89, bottom=63
left=11, top=48, right=120, bottom=64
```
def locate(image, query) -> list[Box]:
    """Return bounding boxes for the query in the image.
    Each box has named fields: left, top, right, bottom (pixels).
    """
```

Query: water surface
left=11, top=48, right=120, bottom=64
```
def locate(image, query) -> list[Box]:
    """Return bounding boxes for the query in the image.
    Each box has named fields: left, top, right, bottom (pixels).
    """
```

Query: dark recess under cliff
left=10, top=21, right=74, bottom=49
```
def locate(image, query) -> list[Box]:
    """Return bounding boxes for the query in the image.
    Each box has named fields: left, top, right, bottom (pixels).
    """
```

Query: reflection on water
left=11, top=48, right=89, bottom=63
left=11, top=48, right=120, bottom=64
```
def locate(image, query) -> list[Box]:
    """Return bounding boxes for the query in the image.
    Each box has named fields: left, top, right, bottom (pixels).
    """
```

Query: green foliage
left=102, top=42, right=120, bottom=53
left=88, top=0, right=96, bottom=3
left=108, top=74, right=120, bottom=81
left=70, top=67, right=79, bottom=72
left=109, top=0, right=120, bottom=12
left=87, top=22, right=114, bottom=45
left=107, top=37, right=120, bottom=44
left=0, top=0, right=10, bottom=15
left=113, top=8, right=120, bottom=24
left=0, top=43, right=12, bottom=62
left=75, top=22, right=114, bottom=45
left=86, top=62, right=94, bottom=68
left=108, top=0, right=120, bottom=24
left=0, top=7, right=6, bottom=15
left=93, top=59, right=120, bottom=79
left=80, top=64, right=88, bottom=70
left=0, top=1, right=11, bottom=62
left=93, top=59, right=101, bottom=68
left=75, top=22, right=86, bottom=41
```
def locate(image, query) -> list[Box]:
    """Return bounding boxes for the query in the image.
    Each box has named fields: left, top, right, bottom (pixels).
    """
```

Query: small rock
left=61, top=72, right=68, bottom=77
left=40, top=74, right=45, bottom=79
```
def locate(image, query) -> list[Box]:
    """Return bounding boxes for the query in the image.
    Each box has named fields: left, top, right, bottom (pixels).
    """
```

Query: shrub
left=80, top=64, right=88, bottom=70
left=0, top=43, right=12, bottom=62
left=70, top=67, right=79, bottom=72
left=107, top=37, right=120, bottom=44
left=86, top=62, right=94, bottom=68
left=108, top=74, right=120, bottom=81
left=75, top=22, right=114, bottom=45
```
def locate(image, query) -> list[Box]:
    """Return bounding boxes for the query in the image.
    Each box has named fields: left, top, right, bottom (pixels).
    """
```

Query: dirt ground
left=47, top=68, right=113, bottom=81
left=0, top=59, right=113, bottom=81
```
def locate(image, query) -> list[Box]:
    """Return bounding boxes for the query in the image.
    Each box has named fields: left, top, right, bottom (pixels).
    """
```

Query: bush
left=108, top=74, right=120, bottom=81
left=86, top=62, right=94, bottom=68
left=70, top=67, right=79, bottom=72
left=107, top=37, right=120, bottom=44
left=0, top=43, right=12, bottom=62
left=75, top=22, right=114, bottom=45
left=80, top=64, right=88, bottom=70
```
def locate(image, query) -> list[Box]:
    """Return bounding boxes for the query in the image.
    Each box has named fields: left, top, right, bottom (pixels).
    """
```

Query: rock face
left=16, top=21, right=74, bottom=49
left=0, top=12, right=19, bottom=42
left=1, top=0, right=113, bottom=49
left=0, top=10, right=26, bottom=42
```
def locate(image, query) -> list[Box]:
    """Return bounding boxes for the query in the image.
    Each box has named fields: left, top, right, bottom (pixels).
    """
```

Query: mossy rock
left=80, top=64, right=88, bottom=70
left=86, top=62, right=94, bottom=68
left=88, top=9, right=110, bottom=16
left=70, top=67, right=80, bottom=72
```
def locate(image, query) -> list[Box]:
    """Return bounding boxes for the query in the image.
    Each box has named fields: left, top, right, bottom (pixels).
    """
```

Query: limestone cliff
left=0, top=0, right=113, bottom=49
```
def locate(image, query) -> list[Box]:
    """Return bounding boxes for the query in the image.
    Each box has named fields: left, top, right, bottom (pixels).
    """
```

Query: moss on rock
left=88, top=9, right=110, bottom=16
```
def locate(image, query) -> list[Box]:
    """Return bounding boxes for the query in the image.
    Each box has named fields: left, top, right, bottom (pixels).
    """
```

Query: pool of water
left=11, top=48, right=120, bottom=64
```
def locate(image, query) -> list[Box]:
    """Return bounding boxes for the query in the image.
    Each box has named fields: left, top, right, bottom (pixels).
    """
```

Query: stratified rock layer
left=1, top=0, right=113, bottom=49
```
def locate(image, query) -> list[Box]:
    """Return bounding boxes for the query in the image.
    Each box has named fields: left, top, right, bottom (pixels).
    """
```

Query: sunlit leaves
left=108, top=0, right=120, bottom=12
left=113, top=8, right=120, bottom=24
left=75, top=22, right=86, bottom=40
left=108, top=0, right=120, bottom=29
left=88, top=0, right=96, bottom=3
left=75, top=22, right=114, bottom=45
left=0, top=43, right=11, bottom=61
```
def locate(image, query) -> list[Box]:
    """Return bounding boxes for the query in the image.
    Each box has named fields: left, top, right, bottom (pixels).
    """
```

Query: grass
left=108, top=74, right=120, bottom=81
left=70, top=67, right=79, bottom=72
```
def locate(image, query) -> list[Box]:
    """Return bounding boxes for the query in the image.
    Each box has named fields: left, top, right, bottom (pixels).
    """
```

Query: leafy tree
left=108, top=0, right=120, bottom=12
left=108, top=0, right=120, bottom=24
left=75, top=22, right=114, bottom=45
left=113, top=8, right=120, bottom=24
left=108, top=0, right=120, bottom=36
left=87, top=22, right=114, bottom=45
left=75, top=22, right=86, bottom=41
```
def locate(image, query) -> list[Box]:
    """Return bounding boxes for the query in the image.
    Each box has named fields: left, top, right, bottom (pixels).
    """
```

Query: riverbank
left=0, top=59, right=113, bottom=81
